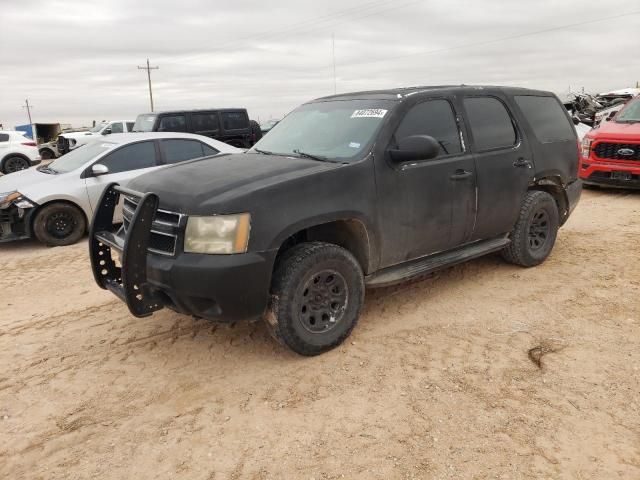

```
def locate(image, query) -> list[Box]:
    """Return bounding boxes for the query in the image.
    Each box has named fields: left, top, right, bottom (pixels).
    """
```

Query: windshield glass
left=48, top=142, right=116, bottom=173
left=133, top=114, right=157, bottom=132
left=90, top=122, right=107, bottom=133
left=615, top=98, right=640, bottom=123
left=251, top=99, right=396, bottom=161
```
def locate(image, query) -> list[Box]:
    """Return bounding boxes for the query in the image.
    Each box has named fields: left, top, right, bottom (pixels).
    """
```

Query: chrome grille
left=122, top=195, right=182, bottom=256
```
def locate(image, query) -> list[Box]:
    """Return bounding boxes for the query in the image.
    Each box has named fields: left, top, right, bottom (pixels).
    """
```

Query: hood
left=591, top=121, right=640, bottom=141
left=61, top=131, right=98, bottom=139
left=0, top=167, right=53, bottom=196
left=128, top=152, right=341, bottom=213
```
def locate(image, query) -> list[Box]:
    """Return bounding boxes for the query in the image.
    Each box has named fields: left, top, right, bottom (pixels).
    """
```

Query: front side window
left=464, top=97, right=517, bottom=151
left=100, top=141, right=157, bottom=174
left=192, top=113, right=219, bottom=132
left=158, top=115, right=186, bottom=132
left=161, top=139, right=218, bottom=164
left=394, top=99, right=462, bottom=155
left=110, top=122, right=123, bottom=134
left=126, top=122, right=135, bottom=131
left=514, top=95, right=575, bottom=143
left=251, top=99, right=396, bottom=162
left=222, top=112, right=248, bottom=131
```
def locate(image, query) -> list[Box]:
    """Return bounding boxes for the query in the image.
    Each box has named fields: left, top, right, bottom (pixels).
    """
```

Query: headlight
left=0, top=191, right=21, bottom=209
left=581, top=137, right=593, bottom=158
left=184, top=213, right=251, bottom=254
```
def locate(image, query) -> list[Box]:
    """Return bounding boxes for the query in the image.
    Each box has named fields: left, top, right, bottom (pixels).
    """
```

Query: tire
left=501, top=190, right=559, bottom=267
left=266, top=242, right=365, bottom=356
left=2, top=156, right=30, bottom=174
left=32, top=203, right=86, bottom=247
left=249, top=120, right=263, bottom=144
left=40, top=149, right=55, bottom=160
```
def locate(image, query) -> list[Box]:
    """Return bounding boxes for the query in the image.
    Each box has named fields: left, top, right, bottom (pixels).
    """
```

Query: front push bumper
left=89, top=184, right=275, bottom=322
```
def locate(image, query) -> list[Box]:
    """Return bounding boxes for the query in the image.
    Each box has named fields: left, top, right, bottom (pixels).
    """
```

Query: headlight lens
left=581, top=137, right=593, bottom=158
left=0, top=191, right=22, bottom=209
left=184, top=213, right=251, bottom=254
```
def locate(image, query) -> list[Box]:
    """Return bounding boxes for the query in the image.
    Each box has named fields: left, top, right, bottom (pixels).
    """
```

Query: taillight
left=21, top=142, right=37, bottom=147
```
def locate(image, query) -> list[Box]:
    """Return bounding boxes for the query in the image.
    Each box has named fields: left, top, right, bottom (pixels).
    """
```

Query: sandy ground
left=1, top=188, right=639, bottom=479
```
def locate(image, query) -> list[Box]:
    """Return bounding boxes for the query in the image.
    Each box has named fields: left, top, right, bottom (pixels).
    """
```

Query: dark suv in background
left=132, top=108, right=262, bottom=148
left=92, top=85, right=581, bottom=356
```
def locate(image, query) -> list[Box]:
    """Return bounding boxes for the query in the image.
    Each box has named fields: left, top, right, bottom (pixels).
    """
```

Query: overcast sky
left=1, top=0, right=639, bottom=128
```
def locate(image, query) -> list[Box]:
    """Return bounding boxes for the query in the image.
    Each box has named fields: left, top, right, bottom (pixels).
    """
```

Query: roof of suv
left=313, top=85, right=555, bottom=102
left=138, top=108, right=248, bottom=115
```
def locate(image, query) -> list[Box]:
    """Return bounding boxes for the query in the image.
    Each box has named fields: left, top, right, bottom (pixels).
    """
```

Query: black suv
left=131, top=108, right=261, bottom=148
left=91, top=85, right=582, bottom=356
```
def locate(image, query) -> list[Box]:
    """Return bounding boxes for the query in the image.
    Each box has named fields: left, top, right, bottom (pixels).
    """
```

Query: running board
left=365, top=236, right=510, bottom=288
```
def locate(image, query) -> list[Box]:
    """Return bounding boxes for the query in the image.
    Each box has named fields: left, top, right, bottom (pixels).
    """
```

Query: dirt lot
left=1, top=188, right=639, bottom=479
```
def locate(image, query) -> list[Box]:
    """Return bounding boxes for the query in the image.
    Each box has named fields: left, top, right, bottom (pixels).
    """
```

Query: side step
left=365, top=236, right=510, bottom=288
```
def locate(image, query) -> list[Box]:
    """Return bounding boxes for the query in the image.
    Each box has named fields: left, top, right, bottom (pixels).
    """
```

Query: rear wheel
left=501, top=190, right=559, bottom=267
left=2, top=156, right=30, bottom=174
left=266, top=242, right=365, bottom=356
left=33, top=203, right=86, bottom=246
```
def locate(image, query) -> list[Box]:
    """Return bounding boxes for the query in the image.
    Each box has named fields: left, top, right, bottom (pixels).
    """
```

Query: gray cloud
left=1, top=0, right=639, bottom=128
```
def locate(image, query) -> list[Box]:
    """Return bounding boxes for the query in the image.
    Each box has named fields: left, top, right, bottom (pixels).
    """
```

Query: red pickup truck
left=580, top=97, right=640, bottom=188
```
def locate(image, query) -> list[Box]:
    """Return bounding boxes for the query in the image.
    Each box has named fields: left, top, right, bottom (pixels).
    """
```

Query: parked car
left=0, top=133, right=239, bottom=246
left=0, top=130, right=41, bottom=174
left=90, top=85, right=581, bottom=356
left=260, top=119, right=280, bottom=135
left=57, top=120, right=135, bottom=155
left=132, top=109, right=259, bottom=148
left=580, top=96, right=640, bottom=188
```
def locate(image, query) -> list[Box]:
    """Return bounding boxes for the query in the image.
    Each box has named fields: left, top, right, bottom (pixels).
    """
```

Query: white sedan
left=0, top=132, right=240, bottom=246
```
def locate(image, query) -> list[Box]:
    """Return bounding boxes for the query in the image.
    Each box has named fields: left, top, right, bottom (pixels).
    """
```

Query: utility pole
left=137, top=59, right=159, bottom=112
left=22, top=99, right=33, bottom=124
left=332, top=33, right=337, bottom=95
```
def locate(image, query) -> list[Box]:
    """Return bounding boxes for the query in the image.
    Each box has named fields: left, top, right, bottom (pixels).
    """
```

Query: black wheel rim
left=5, top=157, right=29, bottom=173
left=528, top=209, right=550, bottom=251
left=298, top=269, right=349, bottom=334
left=46, top=212, right=76, bottom=239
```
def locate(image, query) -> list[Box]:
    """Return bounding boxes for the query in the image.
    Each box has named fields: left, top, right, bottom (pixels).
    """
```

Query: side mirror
left=388, top=135, right=440, bottom=163
left=102, top=128, right=112, bottom=135
left=91, top=164, right=109, bottom=176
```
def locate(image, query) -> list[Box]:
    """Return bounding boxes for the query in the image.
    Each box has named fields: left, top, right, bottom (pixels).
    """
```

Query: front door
left=461, top=95, right=534, bottom=241
left=375, top=98, right=476, bottom=267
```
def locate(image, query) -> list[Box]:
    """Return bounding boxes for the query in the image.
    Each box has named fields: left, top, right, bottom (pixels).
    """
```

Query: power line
left=22, top=99, right=33, bottom=124
left=137, top=58, right=159, bottom=112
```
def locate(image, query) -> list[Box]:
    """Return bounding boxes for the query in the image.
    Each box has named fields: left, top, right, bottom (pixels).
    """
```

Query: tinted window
left=162, top=139, right=218, bottom=164
left=158, top=115, right=186, bottom=132
left=100, top=141, right=157, bottom=173
left=110, top=122, right=123, bottom=134
left=515, top=96, right=577, bottom=143
left=202, top=144, right=219, bottom=156
left=126, top=122, right=134, bottom=132
left=395, top=99, right=462, bottom=155
left=0, top=133, right=9, bottom=142
left=192, top=113, right=219, bottom=132
left=222, top=112, right=248, bottom=131
left=464, top=97, right=517, bottom=151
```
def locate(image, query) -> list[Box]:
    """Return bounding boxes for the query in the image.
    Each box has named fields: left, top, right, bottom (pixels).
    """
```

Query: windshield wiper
left=38, top=165, right=59, bottom=174
left=253, top=148, right=277, bottom=155
left=292, top=149, right=328, bottom=162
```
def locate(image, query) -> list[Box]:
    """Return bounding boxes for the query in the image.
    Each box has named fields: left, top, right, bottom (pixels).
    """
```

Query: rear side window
left=126, top=122, right=135, bottom=131
left=464, top=97, right=517, bottom=151
left=158, top=115, right=186, bottom=132
left=222, top=112, right=248, bottom=131
left=192, top=113, right=219, bottom=133
left=515, top=95, right=576, bottom=142
left=0, top=133, right=9, bottom=142
left=202, top=144, right=219, bottom=156
left=100, top=141, right=157, bottom=173
left=161, top=139, right=218, bottom=164
left=394, top=99, right=462, bottom=155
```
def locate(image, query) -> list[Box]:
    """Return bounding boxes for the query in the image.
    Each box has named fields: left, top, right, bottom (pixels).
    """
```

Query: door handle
left=450, top=169, right=472, bottom=180
left=513, top=157, right=532, bottom=168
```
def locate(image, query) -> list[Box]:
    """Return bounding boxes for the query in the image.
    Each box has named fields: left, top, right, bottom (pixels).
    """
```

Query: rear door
left=220, top=110, right=250, bottom=147
left=189, top=111, right=220, bottom=139
left=461, top=95, right=534, bottom=240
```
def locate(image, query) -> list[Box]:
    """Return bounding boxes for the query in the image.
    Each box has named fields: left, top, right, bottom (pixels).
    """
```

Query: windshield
left=48, top=142, right=116, bottom=173
left=251, top=99, right=396, bottom=161
left=90, top=122, right=107, bottom=133
left=132, top=114, right=157, bottom=132
left=615, top=98, right=640, bottom=123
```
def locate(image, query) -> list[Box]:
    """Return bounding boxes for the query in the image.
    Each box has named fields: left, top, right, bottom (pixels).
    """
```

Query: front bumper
left=90, top=184, right=275, bottom=322
left=0, top=206, right=34, bottom=243
left=579, top=161, right=640, bottom=189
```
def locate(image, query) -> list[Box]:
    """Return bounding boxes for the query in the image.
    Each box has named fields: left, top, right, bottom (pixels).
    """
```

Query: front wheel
left=266, top=242, right=365, bottom=356
left=501, top=190, right=559, bottom=267
left=33, top=203, right=87, bottom=246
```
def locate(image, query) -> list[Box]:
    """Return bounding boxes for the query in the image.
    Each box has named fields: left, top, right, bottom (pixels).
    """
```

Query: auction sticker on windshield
left=351, top=109, right=388, bottom=118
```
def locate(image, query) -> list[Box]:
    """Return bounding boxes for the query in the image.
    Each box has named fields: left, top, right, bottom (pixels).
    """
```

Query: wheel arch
left=29, top=198, right=90, bottom=236
left=529, top=175, right=570, bottom=225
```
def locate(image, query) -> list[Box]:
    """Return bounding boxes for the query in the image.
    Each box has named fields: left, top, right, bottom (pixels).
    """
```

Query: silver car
left=0, top=133, right=240, bottom=246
